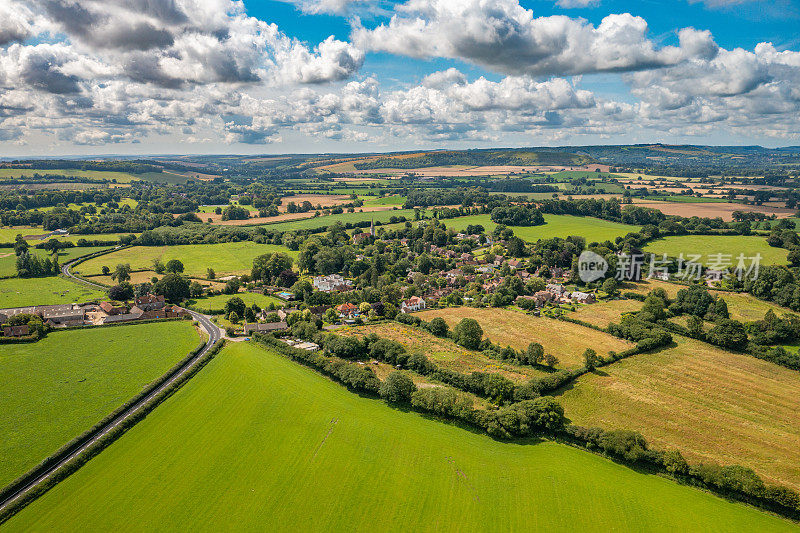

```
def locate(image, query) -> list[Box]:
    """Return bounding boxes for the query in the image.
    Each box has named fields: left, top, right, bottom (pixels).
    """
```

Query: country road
left=0, top=259, right=222, bottom=515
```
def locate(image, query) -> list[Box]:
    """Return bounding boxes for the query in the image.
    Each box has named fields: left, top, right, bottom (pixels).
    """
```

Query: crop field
left=0, top=276, right=106, bottom=308
left=567, top=299, right=643, bottom=328
left=632, top=199, right=795, bottom=220
left=439, top=214, right=638, bottom=244
left=187, top=291, right=285, bottom=313
left=628, top=280, right=794, bottom=322
left=338, top=322, right=547, bottom=382
left=75, top=242, right=298, bottom=278
left=6, top=342, right=795, bottom=532
left=0, top=321, right=200, bottom=488
left=644, top=235, right=787, bottom=266
left=416, top=307, right=634, bottom=368
left=558, top=336, right=800, bottom=490
left=0, top=246, right=110, bottom=277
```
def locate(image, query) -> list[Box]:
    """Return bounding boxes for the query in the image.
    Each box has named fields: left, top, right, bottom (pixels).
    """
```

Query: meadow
left=0, top=169, right=140, bottom=183
left=567, top=299, right=643, bottom=328
left=5, top=342, right=795, bottom=531
left=644, top=235, right=787, bottom=266
left=0, top=321, right=200, bottom=488
left=0, top=246, right=112, bottom=277
left=0, top=277, right=106, bottom=308
left=558, top=336, right=800, bottom=491
left=339, top=322, right=548, bottom=382
left=258, top=208, right=417, bottom=232
left=439, top=214, right=638, bottom=244
left=416, top=307, right=634, bottom=368
left=75, top=242, right=298, bottom=278
left=187, top=291, right=285, bottom=313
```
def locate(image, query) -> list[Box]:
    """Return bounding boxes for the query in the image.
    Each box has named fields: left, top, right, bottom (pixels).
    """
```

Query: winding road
left=0, top=258, right=222, bottom=515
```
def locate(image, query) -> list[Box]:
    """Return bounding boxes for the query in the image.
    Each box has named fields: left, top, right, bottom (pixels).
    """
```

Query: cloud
left=555, top=0, right=600, bottom=8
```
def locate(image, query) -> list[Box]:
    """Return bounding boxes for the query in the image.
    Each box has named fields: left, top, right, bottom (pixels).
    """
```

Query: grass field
left=187, top=291, right=285, bottom=313
left=644, top=235, right=787, bottom=266
left=416, top=307, right=634, bottom=368
left=0, top=169, right=140, bottom=183
left=558, top=336, right=800, bottom=491
left=339, top=322, right=547, bottom=382
left=567, top=299, right=643, bottom=328
left=0, top=277, right=106, bottom=308
left=0, top=227, right=137, bottom=245
left=0, top=321, right=200, bottom=488
left=438, top=214, right=638, bottom=244
left=5, top=342, right=795, bottom=531
left=75, top=242, right=298, bottom=278
left=259, top=208, right=417, bottom=232
left=0, top=246, right=112, bottom=277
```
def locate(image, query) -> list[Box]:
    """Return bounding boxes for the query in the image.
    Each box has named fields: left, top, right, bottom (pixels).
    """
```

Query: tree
left=108, top=282, right=134, bottom=301
left=428, top=317, right=449, bottom=337
left=223, top=278, right=240, bottom=295
left=453, top=318, right=483, bottom=349
left=544, top=353, right=559, bottom=367
left=228, top=311, right=240, bottom=323
left=601, top=277, right=618, bottom=296
left=207, top=267, right=216, bottom=279
left=152, top=258, right=166, bottom=274
left=165, top=259, right=184, bottom=273
left=189, top=281, right=203, bottom=298
left=225, top=296, right=246, bottom=318
left=707, top=319, right=748, bottom=350
left=112, top=263, right=131, bottom=283
left=101, top=265, right=110, bottom=275
left=153, top=272, right=190, bottom=303
left=379, top=371, right=417, bottom=403
left=252, top=252, right=294, bottom=283
left=525, top=342, right=544, bottom=365
left=583, top=348, right=599, bottom=370
left=134, top=282, right=152, bottom=298
left=324, top=308, right=338, bottom=323
left=687, top=315, right=704, bottom=337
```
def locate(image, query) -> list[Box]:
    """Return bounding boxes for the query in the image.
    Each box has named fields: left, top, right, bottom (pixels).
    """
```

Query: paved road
left=0, top=260, right=222, bottom=515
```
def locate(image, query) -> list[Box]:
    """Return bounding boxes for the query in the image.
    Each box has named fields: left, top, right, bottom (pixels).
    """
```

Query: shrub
left=379, top=371, right=417, bottom=403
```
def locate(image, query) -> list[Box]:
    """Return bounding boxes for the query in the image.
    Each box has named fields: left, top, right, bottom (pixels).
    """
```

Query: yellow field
left=338, top=322, right=546, bottom=382
left=567, top=299, right=643, bottom=328
left=558, top=336, right=800, bottom=490
left=417, top=307, right=634, bottom=368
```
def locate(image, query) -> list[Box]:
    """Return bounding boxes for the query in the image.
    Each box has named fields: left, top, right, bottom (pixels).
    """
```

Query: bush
left=428, top=317, right=449, bottom=337
left=379, top=371, right=417, bottom=403
left=453, top=318, right=483, bottom=349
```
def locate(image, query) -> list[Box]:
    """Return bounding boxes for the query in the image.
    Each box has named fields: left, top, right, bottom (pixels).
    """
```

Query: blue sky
left=0, top=0, right=799, bottom=155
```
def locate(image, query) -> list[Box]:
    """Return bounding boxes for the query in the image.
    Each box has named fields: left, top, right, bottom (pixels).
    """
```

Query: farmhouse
left=571, top=291, right=596, bottom=304
left=134, top=294, right=166, bottom=311
left=401, top=296, right=426, bottom=313
left=313, top=274, right=353, bottom=293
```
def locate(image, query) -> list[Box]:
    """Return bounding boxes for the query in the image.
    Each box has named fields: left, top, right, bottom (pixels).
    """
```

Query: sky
left=0, top=0, right=799, bottom=156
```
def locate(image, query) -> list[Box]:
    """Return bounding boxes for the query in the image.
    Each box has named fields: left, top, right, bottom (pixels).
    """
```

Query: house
left=3, top=324, right=30, bottom=337
left=546, top=283, right=568, bottom=296
left=244, top=321, right=288, bottom=334
left=477, top=265, right=494, bottom=274
left=651, top=271, right=670, bottom=281
left=99, top=301, right=127, bottom=315
left=705, top=269, right=726, bottom=282
left=312, top=274, right=353, bottom=293
left=336, top=302, right=359, bottom=319
left=507, top=259, right=523, bottom=270
left=570, top=291, right=596, bottom=304
left=533, top=290, right=555, bottom=307
left=460, top=253, right=473, bottom=262
left=135, top=294, right=165, bottom=311
left=400, top=296, right=426, bottom=313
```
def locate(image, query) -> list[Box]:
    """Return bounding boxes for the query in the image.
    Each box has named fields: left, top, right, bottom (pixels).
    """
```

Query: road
left=0, top=259, right=222, bottom=515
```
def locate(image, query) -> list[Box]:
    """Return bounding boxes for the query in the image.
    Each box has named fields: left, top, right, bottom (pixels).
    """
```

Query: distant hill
left=347, top=149, right=595, bottom=170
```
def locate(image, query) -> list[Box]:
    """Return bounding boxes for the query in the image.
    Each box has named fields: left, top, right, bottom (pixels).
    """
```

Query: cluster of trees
left=490, top=205, right=545, bottom=226
left=221, top=205, right=250, bottom=221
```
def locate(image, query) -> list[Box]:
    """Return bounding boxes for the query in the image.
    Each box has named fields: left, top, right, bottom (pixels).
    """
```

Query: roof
left=135, top=294, right=165, bottom=305
left=244, top=321, right=288, bottom=333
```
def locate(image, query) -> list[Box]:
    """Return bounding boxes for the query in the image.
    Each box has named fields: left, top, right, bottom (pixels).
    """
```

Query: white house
left=400, top=296, right=426, bottom=313
left=312, top=274, right=353, bottom=292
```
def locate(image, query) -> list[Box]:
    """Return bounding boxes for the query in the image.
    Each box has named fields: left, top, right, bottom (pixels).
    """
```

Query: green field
left=5, top=342, right=794, bottom=531
left=439, top=214, right=638, bottom=244
left=0, top=227, right=136, bottom=245
left=0, top=169, right=141, bottom=183
left=0, top=277, right=106, bottom=308
left=187, top=291, right=285, bottom=313
left=75, top=242, right=298, bottom=278
left=259, top=208, right=417, bottom=232
left=0, top=321, right=200, bottom=488
left=644, top=235, right=787, bottom=266
left=0, top=246, right=112, bottom=277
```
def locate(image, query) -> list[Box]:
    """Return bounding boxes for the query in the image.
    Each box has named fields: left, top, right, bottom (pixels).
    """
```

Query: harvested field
left=632, top=199, right=795, bottom=220
left=567, top=299, right=643, bottom=328
left=416, top=307, right=634, bottom=368
left=558, top=336, right=800, bottom=491
left=338, top=322, right=547, bottom=382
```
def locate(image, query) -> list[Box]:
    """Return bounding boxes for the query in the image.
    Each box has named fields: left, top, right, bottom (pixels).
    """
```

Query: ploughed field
left=416, top=307, right=634, bottom=369
left=0, top=321, right=201, bottom=488
left=557, top=336, right=800, bottom=491
left=74, top=242, right=298, bottom=278
left=5, top=342, right=795, bottom=532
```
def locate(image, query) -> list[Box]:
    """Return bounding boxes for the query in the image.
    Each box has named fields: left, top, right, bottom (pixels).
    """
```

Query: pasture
left=5, top=342, right=794, bottom=531
left=439, top=214, right=638, bottom=244
left=0, top=277, right=106, bottom=308
left=74, top=242, right=298, bottom=278
left=0, top=321, right=200, bottom=488
left=416, top=307, right=634, bottom=368
left=257, top=208, right=417, bottom=232
left=567, top=299, right=643, bottom=328
left=644, top=235, right=787, bottom=266
left=339, top=322, right=547, bottom=382
left=558, top=336, right=800, bottom=491
left=187, top=291, right=285, bottom=313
